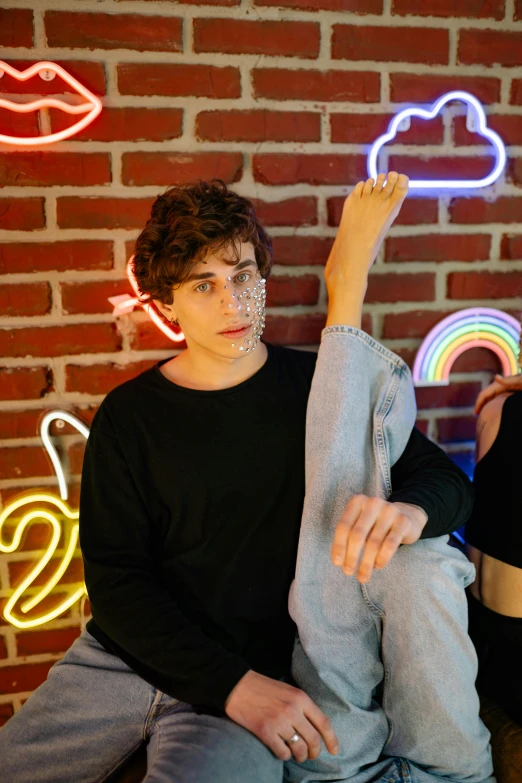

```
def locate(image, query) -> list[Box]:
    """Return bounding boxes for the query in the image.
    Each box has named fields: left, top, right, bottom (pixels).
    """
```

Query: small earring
left=170, top=318, right=179, bottom=326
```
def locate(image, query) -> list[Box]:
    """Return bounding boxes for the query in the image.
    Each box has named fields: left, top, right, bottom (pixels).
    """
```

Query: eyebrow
left=184, top=258, right=256, bottom=283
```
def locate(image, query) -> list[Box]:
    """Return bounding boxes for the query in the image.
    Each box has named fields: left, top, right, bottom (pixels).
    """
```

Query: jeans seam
left=374, top=368, right=401, bottom=497
left=321, top=326, right=410, bottom=374
left=144, top=688, right=164, bottom=740
left=143, top=715, right=163, bottom=782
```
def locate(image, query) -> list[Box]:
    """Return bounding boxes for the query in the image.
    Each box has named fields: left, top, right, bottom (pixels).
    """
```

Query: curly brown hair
left=131, top=179, right=273, bottom=306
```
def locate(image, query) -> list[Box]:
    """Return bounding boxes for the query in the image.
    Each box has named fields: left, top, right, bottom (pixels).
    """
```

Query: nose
left=219, top=280, right=243, bottom=313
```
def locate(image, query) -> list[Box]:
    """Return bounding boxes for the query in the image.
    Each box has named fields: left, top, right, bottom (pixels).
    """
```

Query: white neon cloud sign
left=0, top=60, right=102, bottom=146
left=367, top=91, right=506, bottom=190
left=0, top=411, right=89, bottom=628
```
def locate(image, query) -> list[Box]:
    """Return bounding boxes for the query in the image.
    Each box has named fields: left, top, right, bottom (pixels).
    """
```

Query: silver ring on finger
left=285, top=733, right=301, bottom=744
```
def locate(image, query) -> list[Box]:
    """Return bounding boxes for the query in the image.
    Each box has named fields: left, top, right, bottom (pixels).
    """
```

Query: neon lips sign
left=368, top=91, right=507, bottom=190
left=0, top=60, right=102, bottom=146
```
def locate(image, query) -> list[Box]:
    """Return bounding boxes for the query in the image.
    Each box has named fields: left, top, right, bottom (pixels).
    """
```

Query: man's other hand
left=225, top=670, right=339, bottom=764
left=331, top=496, right=428, bottom=583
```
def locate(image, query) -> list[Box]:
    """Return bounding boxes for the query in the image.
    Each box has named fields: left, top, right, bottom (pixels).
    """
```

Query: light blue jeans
left=0, top=326, right=494, bottom=783
left=287, top=325, right=494, bottom=783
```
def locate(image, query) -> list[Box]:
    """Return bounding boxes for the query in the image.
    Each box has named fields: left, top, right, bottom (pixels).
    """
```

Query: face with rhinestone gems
left=153, top=242, right=266, bottom=359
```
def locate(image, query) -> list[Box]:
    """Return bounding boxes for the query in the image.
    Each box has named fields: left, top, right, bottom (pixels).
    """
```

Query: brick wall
left=1, top=0, right=521, bottom=721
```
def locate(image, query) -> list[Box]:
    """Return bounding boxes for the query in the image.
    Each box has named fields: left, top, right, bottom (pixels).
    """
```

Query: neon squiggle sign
left=413, top=308, right=520, bottom=386
left=0, top=411, right=89, bottom=628
left=368, top=91, right=507, bottom=189
left=108, top=255, right=186, bottom=344
left=0, top=60, right=102, bottom=146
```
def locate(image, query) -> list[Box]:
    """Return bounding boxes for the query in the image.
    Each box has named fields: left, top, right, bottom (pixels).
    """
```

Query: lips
left=220, top=325, right=250, bottom=336
left=0, top=60, right=102, bottom=146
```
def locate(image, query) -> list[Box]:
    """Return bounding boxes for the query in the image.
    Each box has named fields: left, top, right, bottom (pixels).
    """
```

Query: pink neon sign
left=108, top=256, right=186, bottom=344
left=0, top=61, right=102, bottom=146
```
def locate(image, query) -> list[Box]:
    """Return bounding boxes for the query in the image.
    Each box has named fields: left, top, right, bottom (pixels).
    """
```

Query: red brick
left=0, top=109, right=39, bottom=140
left=383, top=310, right=455, bottom=339
left=16, top=628, right=81, bottom=657
left=122, top=152, right=243, bottom=187
left=501, top=234, right=522, bottom=260
left=390, top=73, right=501, bottom=104
left=0, top=153, right=111, bottom=187
left=516, top=0, right=522, bottom=19
left=0, top=703, right=14, bottom=727
left=61, top=280, right=133, bottom=315
left=0, top=367, right=53, bottom=401
left=272, top=236, right=334, bottom=266
left=68, top=442, right=86, bottom=475
left=118, top=0, right=239, bottom=4
left=414, top=418, right=429, bottom=435
left=331, top=113, right=443, bottom=145
left=0, top=446, right=54, bottom=480
left=511, top=79, right=522, bottom=105
left=0, top=9, right=33, bottom=47
left=50, top=107, right=183, bottom=143
left=256, top=0, right=382, bottom=11
left=129, top=319, right=186, bottom=352
left=453, top=114, right=522, bottom=147
left=393, top=0, right=505, bottom=18
left=253, top=68, right=379, bottom=102
left=388, top=154, right=494, bottom=182
left=450, top=197, right=522, bottom=225
left=332, top=25, right=449, bottom=64
left=251, top=197, right=317, bottom=227
left=266, top=274, right=320, bottom=306
left=385, top=234, right=491, bottom=263
left=437, top=416, right=476, bottom=443
left=45, top=11, right=182, bottom=52
left=0, top=662, right=54, bottom=695
left=263, top=314, right=326, bottom=345
left=0, top=60, right=106, bottom=96
left=9, top=557, right=84, bottom=588
left=253, top=154, right=366, bottom=186
left=57, top=198, right=153, bottom=230
left=508, top=158, right=522, bottom=187
left=0, top=637, right=7, bottom=658
left=0, top=283, right=51, bottom=317
left=117, top=63, right=240, bottom=98
left=0, top=241, right=113, bottom=274
left=327, top=196, right=438, bottom=226
left=447, top=271, right=522, bottom=299
left=66, top=361, right=157, bottom=395
left=365, top=273, right=435, bottom=303
left=194, top=18, right=319, bottom=58
left=451, top=346, right=503, bottom=373
left=0, top=323, right=121, bottom=358
left=415, top=382, right=482, bottom=410
left=0, top=410, right=47, bottom=440
left=459, top=29, right=522, bottom=66
left=0, top=199, right=45, bottom=231
left=196, top=110, right=320, bottom=143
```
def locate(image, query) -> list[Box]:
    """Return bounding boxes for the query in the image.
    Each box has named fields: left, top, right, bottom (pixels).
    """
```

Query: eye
left=195, top=282, right=211, bottom=293
left=236, top=272, right=250, bottom=283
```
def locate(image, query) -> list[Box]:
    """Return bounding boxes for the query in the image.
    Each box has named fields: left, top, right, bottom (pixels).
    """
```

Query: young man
left=0, top=176, right=488, bottom=783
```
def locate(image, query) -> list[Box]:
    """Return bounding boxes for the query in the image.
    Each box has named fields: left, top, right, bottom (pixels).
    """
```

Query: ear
left=152, top=298, right=177, bottom=323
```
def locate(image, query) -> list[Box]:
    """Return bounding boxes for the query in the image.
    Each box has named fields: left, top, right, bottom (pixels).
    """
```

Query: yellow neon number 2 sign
left=0, top=411, right=90, bottom=628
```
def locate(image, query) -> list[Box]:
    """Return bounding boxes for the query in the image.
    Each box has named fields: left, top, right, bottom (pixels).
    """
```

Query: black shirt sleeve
left=389, top=426, right=474, bottom=539
left=79, top=405, right=251, bottom=714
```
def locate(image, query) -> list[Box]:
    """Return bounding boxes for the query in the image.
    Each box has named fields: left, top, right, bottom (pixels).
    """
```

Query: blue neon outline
left=367, top=91, right=506, bottom=189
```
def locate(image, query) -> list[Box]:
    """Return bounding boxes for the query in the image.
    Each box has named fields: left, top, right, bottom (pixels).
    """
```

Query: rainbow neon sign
left=0, top=60, right=102, bottom=146
left=368, top=91, right=506, bottom=190
left=0, top=411, right=89, bottom=628
left=108, top=256, right=185, bottom=344
left=413, top=308, right=520, bottom=386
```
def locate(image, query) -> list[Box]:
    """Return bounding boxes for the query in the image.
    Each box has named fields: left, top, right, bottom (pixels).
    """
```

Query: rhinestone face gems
left=232, top=270, right=266, bottom=354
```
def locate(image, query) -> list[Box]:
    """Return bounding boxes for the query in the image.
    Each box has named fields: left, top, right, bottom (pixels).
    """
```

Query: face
left=153, top=242, right=266, bottom=359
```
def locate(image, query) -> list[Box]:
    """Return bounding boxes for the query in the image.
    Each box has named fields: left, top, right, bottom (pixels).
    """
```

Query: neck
left=163, top=340, right=268, bottom=391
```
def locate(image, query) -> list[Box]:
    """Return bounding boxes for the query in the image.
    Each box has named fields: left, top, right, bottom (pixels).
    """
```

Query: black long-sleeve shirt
left=79, top=341, right=473, bottom=714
